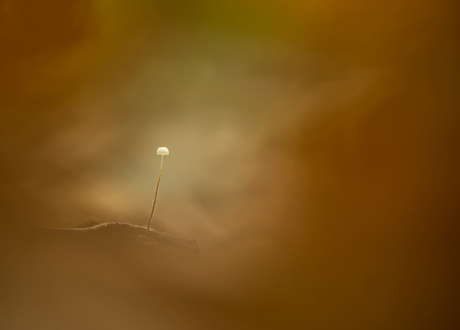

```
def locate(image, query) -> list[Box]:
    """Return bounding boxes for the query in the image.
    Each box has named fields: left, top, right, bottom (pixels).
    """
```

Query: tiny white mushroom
left=147, top=147, right=169, bottom=231
left=157, top=147, right=169, bottom=156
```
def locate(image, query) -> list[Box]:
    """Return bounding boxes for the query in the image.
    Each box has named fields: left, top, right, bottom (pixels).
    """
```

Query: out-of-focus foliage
left=1, top=0, right=459, bottom=329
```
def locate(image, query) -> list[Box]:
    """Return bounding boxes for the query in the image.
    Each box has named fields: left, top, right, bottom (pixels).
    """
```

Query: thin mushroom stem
left=147, top=155, right=163, bottom=231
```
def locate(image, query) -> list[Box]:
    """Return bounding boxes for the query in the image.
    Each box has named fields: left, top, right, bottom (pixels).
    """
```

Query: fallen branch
left=40, top=222, right=199, bottom=254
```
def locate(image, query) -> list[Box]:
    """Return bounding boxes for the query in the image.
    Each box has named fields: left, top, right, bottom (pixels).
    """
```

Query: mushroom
left=147, top=147, right=169, bottom=231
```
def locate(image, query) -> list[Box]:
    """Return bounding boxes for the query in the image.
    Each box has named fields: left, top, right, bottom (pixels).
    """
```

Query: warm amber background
left=1, top=0, right=459, bottom=329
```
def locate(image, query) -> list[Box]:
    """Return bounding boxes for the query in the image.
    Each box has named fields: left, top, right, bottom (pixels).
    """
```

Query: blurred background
left=1, top=0, right=459, bottom=329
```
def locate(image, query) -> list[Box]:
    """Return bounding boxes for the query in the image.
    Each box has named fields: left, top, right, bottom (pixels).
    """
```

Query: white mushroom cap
left=157, top=147, right=169, bottom=156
